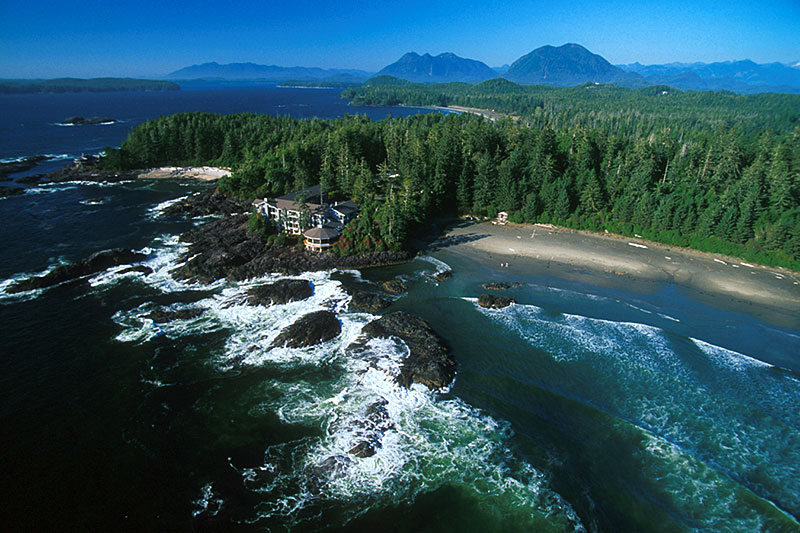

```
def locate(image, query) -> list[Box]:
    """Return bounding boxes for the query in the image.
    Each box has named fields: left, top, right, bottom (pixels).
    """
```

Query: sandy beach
left=138, top=166, right=231, bottom=181
left=433, top=221, right=800, bottom=329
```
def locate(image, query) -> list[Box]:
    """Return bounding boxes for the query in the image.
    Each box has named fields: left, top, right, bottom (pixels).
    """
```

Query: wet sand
left=432, top=221, right=800, bottom=329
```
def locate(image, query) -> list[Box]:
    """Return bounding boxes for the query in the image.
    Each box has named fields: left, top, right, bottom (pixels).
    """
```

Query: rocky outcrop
left=0, top=155, right=48, bottom=179
left=20, top=164, right=139, bottom=184
left=348, top=399, right=395, bottom=458
left=8, top=248, right=148, bottom=293
left=170, top=214, right=411, bottom=283
left=433, top=269, right=453, bottom=282
left=161, top=188, right=250, bottom=218
left=380, top=279, right=407, bottom=294
left=361, top=311, right=455, bottom=390
left=145, top=307, right=203, bottom=322
left=60, top=116, right=116, bottom=126
left=0, top=186, right=25, bottom=198
left=481, top=282, right=521, bottom=290
left=246, top=279, right=312, bottom=306
left=269, top=310, right=341, bottom=349
left=347, top=289, right=392, bottom=313
left=477, top=294, right=515, bottom=309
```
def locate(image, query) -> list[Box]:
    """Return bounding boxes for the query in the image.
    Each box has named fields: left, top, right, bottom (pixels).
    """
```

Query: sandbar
left=432, top=221, right=800, bottom=329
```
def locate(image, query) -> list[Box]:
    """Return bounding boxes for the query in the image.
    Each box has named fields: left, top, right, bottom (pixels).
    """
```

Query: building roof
left=276, top=184, right=329, bottom=204
left=332, top=200, right=358, bottom=216
left=304, top=226, right=340, bottom=240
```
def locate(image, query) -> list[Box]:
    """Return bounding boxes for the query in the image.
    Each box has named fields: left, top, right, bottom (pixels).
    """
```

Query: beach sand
left=432, top=221, right=800, bottom=329
left=138, top=166, right=231, bottom=181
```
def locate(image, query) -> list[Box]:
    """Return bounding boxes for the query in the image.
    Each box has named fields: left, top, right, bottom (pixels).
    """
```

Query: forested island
left=98, top=81, right=800, bottom=270
left=0, top=78, right=180, bottom=93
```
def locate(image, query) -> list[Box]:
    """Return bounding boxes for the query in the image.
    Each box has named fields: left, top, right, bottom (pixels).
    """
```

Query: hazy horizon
left=1, top=0, right=798, bottom=78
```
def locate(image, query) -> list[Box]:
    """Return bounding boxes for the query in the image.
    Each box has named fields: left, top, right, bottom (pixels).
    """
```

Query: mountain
left=503, top=43, right=640, bottom=86
left=376, top=52, right=497, bottom=83
left=617, top=60, right=800, bottom=93
left=167, top=62, right=373, bottom=82
left=493, top=64, right=510, bottom=75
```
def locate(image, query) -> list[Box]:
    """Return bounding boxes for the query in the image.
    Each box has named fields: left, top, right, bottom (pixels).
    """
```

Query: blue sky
left=1, top=0, right=798, bottom=78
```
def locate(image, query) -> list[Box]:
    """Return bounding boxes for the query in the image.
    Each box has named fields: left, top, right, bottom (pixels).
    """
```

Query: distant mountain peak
left=377, top=52, right=497, bottom=83
left=503, top=43, right=633, bottom=86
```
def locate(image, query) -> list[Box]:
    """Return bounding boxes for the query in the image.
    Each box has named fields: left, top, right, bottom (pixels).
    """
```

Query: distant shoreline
left=435, top=221, right=800, bottom=329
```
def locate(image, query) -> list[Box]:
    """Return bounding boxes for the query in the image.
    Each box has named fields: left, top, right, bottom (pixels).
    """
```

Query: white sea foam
left=235, top=317, right=584, bottom=529
left=147, top=195, right=189, bottom=219
left=415, top=255, right=452, bottom=275
left=112, top=254, right=582, bottom=529
left=471, top=298, right=800, bottom=519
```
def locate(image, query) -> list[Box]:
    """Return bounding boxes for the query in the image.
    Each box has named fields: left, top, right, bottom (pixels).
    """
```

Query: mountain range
left=166, top=62, right=372, bottom=83
left=167, top=46, right=800, bottom=94
left=375, top=52, right=498, bottom=83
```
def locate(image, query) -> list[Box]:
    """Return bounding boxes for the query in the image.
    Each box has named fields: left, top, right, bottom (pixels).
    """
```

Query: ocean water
left=1, top=88, right=799, bottom=531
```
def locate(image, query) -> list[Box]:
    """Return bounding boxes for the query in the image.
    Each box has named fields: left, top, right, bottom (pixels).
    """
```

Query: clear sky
left=1, top=0, right=798, bottom=78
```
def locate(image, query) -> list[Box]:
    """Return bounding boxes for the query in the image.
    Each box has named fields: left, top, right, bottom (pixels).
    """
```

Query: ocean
left=1, top=86, right=798, bottom=531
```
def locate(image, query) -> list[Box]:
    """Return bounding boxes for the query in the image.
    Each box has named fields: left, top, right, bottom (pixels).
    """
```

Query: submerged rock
left=347, top=289, right=392, bottom=313
left=481, top=282, right=521, bottom=290
left=269, top=310, right=341, bottom=349
left=145, top=307, right=203, bottom=322
left=246, top=279, right=312, bottom=306
left=361, top=311, right=455, bottom=390
left=477, top=294, right=515, bottom=309
left=8, top=248, right=147, bottom=293
left=380, top=279, right=407, bottom=294
left=306, top=454, right=353, bottom=495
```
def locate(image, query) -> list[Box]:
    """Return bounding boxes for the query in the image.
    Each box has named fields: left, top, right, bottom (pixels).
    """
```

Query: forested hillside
left=101, top=96, right=800, bottom=268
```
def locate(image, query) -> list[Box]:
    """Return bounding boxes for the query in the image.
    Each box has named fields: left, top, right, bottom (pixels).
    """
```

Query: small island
left=59, top=116, right=117, bottom=126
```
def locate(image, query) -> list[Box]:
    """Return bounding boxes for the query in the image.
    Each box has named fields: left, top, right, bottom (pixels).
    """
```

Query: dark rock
left=481, top=282, right=522, bottom=290
left=269, top=310, right=341, bottom=349
left=32, top=164, right=139, bottom=184
left=170, top=213, right=411, bottom=283
left=0, top=186, right=25, bottom=198
left=349, top=440, right=377, bottom=458
left=0, top=156, right=48, bottom=179
left=346, top=399, right=394, bottom=458
left=60, top=116, right=116, bottom=126
left=161, top=188, right=250, bottom=218
left=477, top=294, right=515, bottom=309
left=8, top=248, right=148, bottom=293
left=348, top=289, right=392, bottom=313
left=246, top=279, right=312, bottom=306
left=361, top=312, right=455, bottom=390
left=433, top=269, right=453, bottom=282
left=145, top=307, right=203, bottom=322
left=381, top=279, right=407, bottom=294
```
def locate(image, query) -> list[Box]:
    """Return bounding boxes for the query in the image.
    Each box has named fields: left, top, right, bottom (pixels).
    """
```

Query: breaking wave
left=473, top=299, right=800, bottom=524
left=109, top=245, right=584, bottom=530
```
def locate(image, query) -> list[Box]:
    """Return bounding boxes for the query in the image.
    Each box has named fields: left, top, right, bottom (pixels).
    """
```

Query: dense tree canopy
left=101, top=85, right=800, bottom=268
